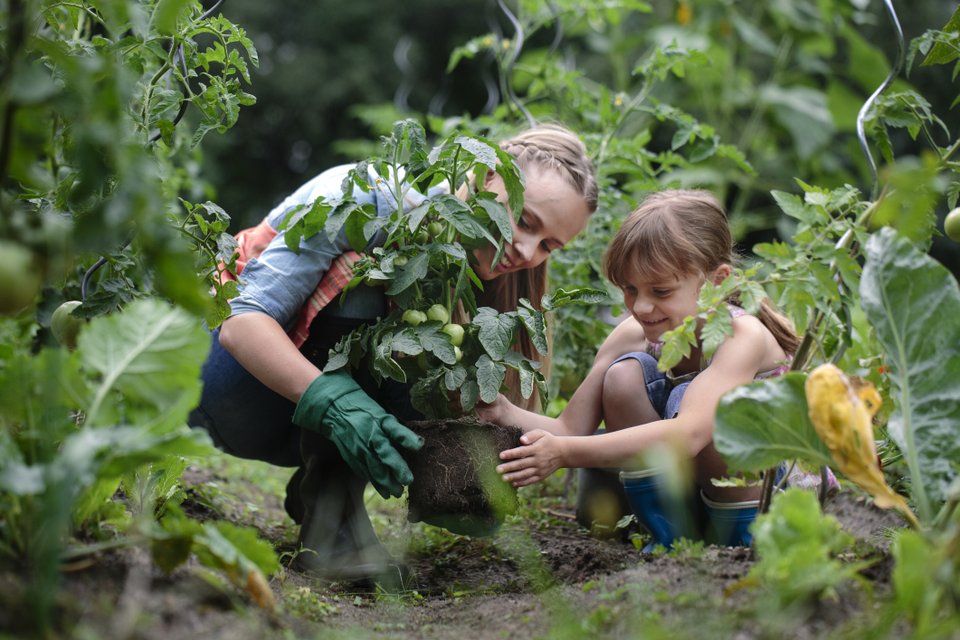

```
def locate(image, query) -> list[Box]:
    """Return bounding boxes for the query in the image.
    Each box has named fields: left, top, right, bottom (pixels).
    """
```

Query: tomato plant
left=280, top=119, right=604, bottom=418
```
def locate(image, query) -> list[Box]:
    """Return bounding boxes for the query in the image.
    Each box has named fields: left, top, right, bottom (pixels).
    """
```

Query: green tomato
left=427, top=221, right=445, bottom=237
left=415, top=229, right=430, bottom=243
left=454, top=346, right=463, bottom=362
left=441, top=323, right=465, bottom=346
left=0, top=241, right=42, bottom=315
left=426, top=304, right=449, bottom=324
left=51, top=300, right=84, bottom=350
left=402, top=309, right=427, bottom=326
left=393, top=255, right=409, bottom=267
left=945, top=208, right=960, bottom=242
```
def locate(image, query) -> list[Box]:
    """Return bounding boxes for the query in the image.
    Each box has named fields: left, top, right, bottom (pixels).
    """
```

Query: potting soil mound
left=404, top=418, right=523, bottom=537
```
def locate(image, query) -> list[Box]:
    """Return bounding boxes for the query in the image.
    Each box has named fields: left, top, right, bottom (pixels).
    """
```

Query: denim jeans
left=188, top=315, right=418, bottom=468
left=609, top=351, right=691, bottom=419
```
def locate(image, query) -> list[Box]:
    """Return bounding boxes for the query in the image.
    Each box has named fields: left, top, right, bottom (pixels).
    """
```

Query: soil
left=0, top=461, right=909, bottom=640
left=403, top=419, right=522, bottom=537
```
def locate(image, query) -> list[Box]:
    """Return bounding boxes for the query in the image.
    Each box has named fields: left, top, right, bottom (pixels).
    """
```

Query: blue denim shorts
left=609, top=351, right=691, bottom=419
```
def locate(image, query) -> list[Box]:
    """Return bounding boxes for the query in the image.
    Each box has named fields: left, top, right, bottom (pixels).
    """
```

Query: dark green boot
left=291, top=430, right=411, bottom=589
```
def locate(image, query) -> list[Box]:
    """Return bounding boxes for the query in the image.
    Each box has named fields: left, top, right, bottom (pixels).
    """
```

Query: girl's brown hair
left=604, top=189, right=800, bottom=355
left=480, top=124, right=598, bottom=409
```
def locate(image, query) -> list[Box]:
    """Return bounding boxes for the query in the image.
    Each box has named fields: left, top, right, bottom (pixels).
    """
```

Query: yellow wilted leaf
left=805, top=364, right=919, bottom=529
left=245, top=568, right=276, bottom=610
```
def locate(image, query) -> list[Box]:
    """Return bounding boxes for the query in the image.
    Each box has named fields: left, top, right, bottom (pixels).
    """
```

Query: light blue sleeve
left=229, top=165, right=378, bottom=328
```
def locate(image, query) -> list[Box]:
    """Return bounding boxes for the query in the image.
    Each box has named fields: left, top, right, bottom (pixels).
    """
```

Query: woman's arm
left=497, top=316, right=770, bottom=486
left=219, top=312, right=321, bottom=403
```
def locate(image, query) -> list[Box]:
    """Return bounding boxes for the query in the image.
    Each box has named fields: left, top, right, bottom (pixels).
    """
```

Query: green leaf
left=476, top=355, right=506, bottom=404
left=454, top=135, right=498, bottom=169
left=860, top=228, right=960, bottom=522
left=373, top=340, right=406, bottom=383
left=493, top=145, right=525, bottom=222
left=921, top=5, right=960, bottom=66
left=444, top=365, right=468, bottom=391
left=386, top=251, right=430, bottom=296
left=473, top=307, right=516, bottom=360
left=390, top=329, right=423, bottom=356
left=541, top=287, right=611, bottom=311
left=475, top=194, right=512, bottom=244
left=891, top=530, right=943, bottom=626
left=699, top=308, right=732, bottom=361
left=78, top=299, right=209, bottom=431
left=516, top=300, right=548, bottom=355
left=771, top=190, right=817, bottom=224
left=714, top=373, right=834, bottom=474
left=416, top=324, right=457, bottom=365
left=433, top=194, right=497, bottom=244
left=759, top=85, right=835, bottom=160
left=154, top=0, right=192, bottom=35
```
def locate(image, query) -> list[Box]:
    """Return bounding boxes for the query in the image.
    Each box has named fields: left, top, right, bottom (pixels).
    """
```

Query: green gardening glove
left=293, top=371, right=423, bottom=499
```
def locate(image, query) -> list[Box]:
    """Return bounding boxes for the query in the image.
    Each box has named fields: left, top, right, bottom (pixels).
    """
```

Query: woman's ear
left=483, top=169, right=497, bottom=189
left=711, top=264, right=732, bottom=285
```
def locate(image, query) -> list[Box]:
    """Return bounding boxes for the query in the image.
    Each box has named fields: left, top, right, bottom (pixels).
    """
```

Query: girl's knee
left=602, top=358, right=649, bottom=404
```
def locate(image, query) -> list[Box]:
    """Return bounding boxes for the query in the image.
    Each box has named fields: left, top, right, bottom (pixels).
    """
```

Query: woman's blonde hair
left=604, top=189, right=799, bottom=355
left=480, top=124, right=598, bottom=409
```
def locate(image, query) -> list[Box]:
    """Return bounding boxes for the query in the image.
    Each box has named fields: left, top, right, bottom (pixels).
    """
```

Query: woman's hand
left=496, top=429, right=567, bottom=487
left=475, top=393, right=510, bottom=425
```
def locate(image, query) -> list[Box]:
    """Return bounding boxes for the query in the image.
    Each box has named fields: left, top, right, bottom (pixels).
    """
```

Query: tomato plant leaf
left=416, top=324, right=458, bottom=365
left=444, top=365, right=468, bottom=391
left=386, top=251, right=430, bottom=296
left=473, top=307, right=516, bottom=360
left=516, top=300, right=548, bottom=355
left=476, top=355, right=507, bottom=404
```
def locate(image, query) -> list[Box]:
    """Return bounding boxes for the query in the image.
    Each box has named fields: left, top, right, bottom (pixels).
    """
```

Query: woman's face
left=471, top=166, right=591, bottom=281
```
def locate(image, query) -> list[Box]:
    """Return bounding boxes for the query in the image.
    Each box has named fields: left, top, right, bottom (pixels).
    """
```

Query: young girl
left=478, top=189, right=799, bottom=548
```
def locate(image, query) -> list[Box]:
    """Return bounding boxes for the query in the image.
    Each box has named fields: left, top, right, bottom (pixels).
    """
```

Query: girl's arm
left=478, top=315, right=648, bottom=436
left=497, top=316, right=771, bottom=486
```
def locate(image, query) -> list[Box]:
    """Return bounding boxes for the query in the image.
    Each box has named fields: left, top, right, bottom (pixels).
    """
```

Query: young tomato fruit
left=426, top=304, right=449, bottom=324
left=393, top=255, right=409, bottom=267
left=454, top=346, right=463, bottom=362
left=945, top=208, right=960, bottom=242
left=0, top=241, right=42, bottom=315
left=427, top=221, right=445, bottom=237
left=51, top=300, right=84, bottom=350
left=402, top=309, right=427, bottom=326
left=441, top=323, right=465, bottom=346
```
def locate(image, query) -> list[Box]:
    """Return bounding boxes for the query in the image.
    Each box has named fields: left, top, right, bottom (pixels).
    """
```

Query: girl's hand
left=496, top=430, right=566, bottom=487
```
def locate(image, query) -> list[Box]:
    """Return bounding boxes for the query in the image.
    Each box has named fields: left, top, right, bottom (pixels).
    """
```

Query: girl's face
left=471, top=166, right=590, bottom=281
left=621, top=265, right=731, bottom=343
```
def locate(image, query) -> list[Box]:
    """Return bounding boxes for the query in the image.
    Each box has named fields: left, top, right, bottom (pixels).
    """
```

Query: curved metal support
left=855, top=0, right=905, bottom=200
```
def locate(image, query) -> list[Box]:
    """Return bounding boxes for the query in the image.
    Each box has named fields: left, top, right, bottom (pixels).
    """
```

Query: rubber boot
left=283, top=465, right=305, bottom=525
left=620, top=469, right=699, bottom=552
left=291, top=430, right=411, bottom=589
left=576, top=467, right=630, bottom=537
left=701, top=491, right=759, bottom=547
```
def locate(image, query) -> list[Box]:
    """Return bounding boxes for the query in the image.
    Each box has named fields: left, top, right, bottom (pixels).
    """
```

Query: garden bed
left=0, top=455, right=907, bottom=639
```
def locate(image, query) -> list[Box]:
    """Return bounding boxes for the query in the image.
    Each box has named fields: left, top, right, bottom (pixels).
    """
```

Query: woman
left=189, top=124, right=598, bottom=585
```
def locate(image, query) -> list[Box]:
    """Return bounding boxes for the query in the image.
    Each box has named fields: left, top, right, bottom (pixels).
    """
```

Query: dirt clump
left=403, top=419, right=522, bottom=537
